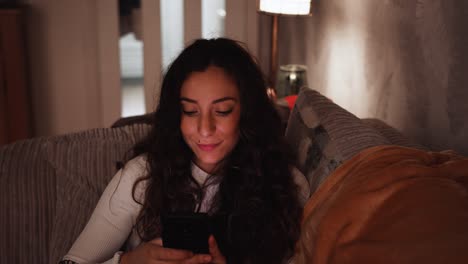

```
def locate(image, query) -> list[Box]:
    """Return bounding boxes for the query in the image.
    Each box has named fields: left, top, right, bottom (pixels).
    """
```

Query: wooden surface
left=0, top=7, right=32, bottom=145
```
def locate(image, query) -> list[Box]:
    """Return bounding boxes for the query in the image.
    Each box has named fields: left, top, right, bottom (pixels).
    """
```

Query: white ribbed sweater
left=62, top=156, right=310, bottom=263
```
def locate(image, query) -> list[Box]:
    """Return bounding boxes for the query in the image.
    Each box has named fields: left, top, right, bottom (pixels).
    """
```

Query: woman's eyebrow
left=180, top=97, right=237, bottom=104
left=180, top=97, right=197, bottom=103
left=212, top=97, right=237, bottom=104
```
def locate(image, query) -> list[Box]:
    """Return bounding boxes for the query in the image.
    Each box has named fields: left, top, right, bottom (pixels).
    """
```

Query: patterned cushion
left=285, top=89, right=390, bottom=194
left=47, top=124, right=150, bottom=263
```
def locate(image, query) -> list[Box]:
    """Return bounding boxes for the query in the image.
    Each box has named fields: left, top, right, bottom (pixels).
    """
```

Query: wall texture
left=274, top=0, right=468, bottom=155
left=25, top=0, right=120, bottom=137
left=23, top=0, right=259, bottom=137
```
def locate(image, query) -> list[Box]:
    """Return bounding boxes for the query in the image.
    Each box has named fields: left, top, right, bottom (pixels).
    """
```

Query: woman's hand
left=120, top=238, right=212, bottom=264
left=208, top=235, right=226, bottom=264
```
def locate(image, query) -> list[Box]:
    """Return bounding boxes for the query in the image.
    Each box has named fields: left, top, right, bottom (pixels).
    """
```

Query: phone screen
left=161, top=213, right=211, bottom=254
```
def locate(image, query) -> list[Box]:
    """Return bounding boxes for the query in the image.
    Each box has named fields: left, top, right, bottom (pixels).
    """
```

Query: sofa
left=1, top=89, right=467, bottom=264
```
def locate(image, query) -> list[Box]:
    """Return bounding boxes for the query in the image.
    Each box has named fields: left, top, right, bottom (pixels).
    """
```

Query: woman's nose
left=198, top=113, right=215, bottom=136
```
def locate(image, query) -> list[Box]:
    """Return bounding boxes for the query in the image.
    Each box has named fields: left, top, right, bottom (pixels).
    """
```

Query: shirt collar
left=191, top=162, right=210, bottom=185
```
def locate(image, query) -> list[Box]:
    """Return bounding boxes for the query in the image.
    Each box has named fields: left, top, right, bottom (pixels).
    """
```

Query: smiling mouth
left=197, top=142, right=221, bottom=151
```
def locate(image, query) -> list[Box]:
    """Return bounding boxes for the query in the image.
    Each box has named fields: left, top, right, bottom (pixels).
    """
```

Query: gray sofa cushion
left=47, top=124, right=150, bottom=263
left=285, top=89, right=390, bottom=194
left=0, top=137, right=56, bottom=264
left=0, top=124, right=151, bottom=264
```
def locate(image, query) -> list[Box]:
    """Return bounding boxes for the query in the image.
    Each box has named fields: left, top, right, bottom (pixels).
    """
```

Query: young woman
left=61, top=38, right=310, bottom=264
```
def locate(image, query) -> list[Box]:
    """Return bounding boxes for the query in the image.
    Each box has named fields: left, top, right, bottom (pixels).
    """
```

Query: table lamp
left=257, top=0, right=313, bottom=100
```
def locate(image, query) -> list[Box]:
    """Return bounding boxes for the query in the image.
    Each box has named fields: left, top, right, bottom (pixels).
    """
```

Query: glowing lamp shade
left=258, top=0, right=312, bottom=16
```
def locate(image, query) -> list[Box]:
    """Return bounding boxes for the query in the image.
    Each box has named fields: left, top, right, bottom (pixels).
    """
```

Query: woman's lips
left=197, top=142, right=221, bottom=151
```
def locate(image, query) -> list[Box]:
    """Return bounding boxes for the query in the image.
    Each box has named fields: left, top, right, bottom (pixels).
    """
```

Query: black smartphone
left=161, top=213, right=211, bottom=254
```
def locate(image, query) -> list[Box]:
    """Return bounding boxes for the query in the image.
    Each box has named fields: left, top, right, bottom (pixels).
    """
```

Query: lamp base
left=275, top=64, right=308, bottom=98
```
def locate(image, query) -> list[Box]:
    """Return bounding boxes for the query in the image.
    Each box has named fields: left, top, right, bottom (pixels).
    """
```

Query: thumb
left=149, top=237, right=163, bottom=246
left=208, top=235, right=226, bottom=263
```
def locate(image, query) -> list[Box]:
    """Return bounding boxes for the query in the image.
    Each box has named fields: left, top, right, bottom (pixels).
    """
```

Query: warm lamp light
left=258, top=0, right=312, bottom=16
left=257, top=0, right=312, bottom=99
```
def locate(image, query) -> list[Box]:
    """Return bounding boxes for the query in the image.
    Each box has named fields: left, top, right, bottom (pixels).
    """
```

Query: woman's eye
left=216, top=109, right=233, bottom=116
left=182, top=109, right=198, bottom=116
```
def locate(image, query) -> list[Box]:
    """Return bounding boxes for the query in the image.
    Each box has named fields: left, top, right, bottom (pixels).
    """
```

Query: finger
left=150, top=237, right=163, bottom=246
left=208, top=235, right=221, bottom=257
left=158, top=248, right=194, bottom=261
left=148, top=238, right=195, bottom=260
left=183, top=254, right=212, bottom=264
left=208, top=235, right=226, bottom=263
left=147, top=243, right=194, bottom=260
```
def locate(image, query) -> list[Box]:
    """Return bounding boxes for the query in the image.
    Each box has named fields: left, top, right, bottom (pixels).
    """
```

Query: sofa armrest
left=362, top=118, right=427, bottom=150
left=111, top=113, right=154, bottom=128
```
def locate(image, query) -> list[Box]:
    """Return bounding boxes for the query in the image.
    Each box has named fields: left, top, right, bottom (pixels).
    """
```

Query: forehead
left=180, top=66, right=239, bottom=100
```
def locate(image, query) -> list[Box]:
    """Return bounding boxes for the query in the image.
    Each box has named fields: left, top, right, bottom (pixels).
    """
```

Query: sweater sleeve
left=62, top=156, right=148, bottom=263
left=291, top=166, right=311, bottom=206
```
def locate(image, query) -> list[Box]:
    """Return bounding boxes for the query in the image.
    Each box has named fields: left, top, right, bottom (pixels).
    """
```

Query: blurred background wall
left=274, top=0, right=468, bottom=154
left=3, top=0, right=467, bottom=155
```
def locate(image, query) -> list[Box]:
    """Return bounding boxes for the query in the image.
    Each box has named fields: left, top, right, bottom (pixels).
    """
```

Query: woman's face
left=180, top=66, right=241, bottom=174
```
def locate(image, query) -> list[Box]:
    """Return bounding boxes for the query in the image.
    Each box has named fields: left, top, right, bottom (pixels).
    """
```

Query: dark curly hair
left=131, top=38, right=302, bottom=263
